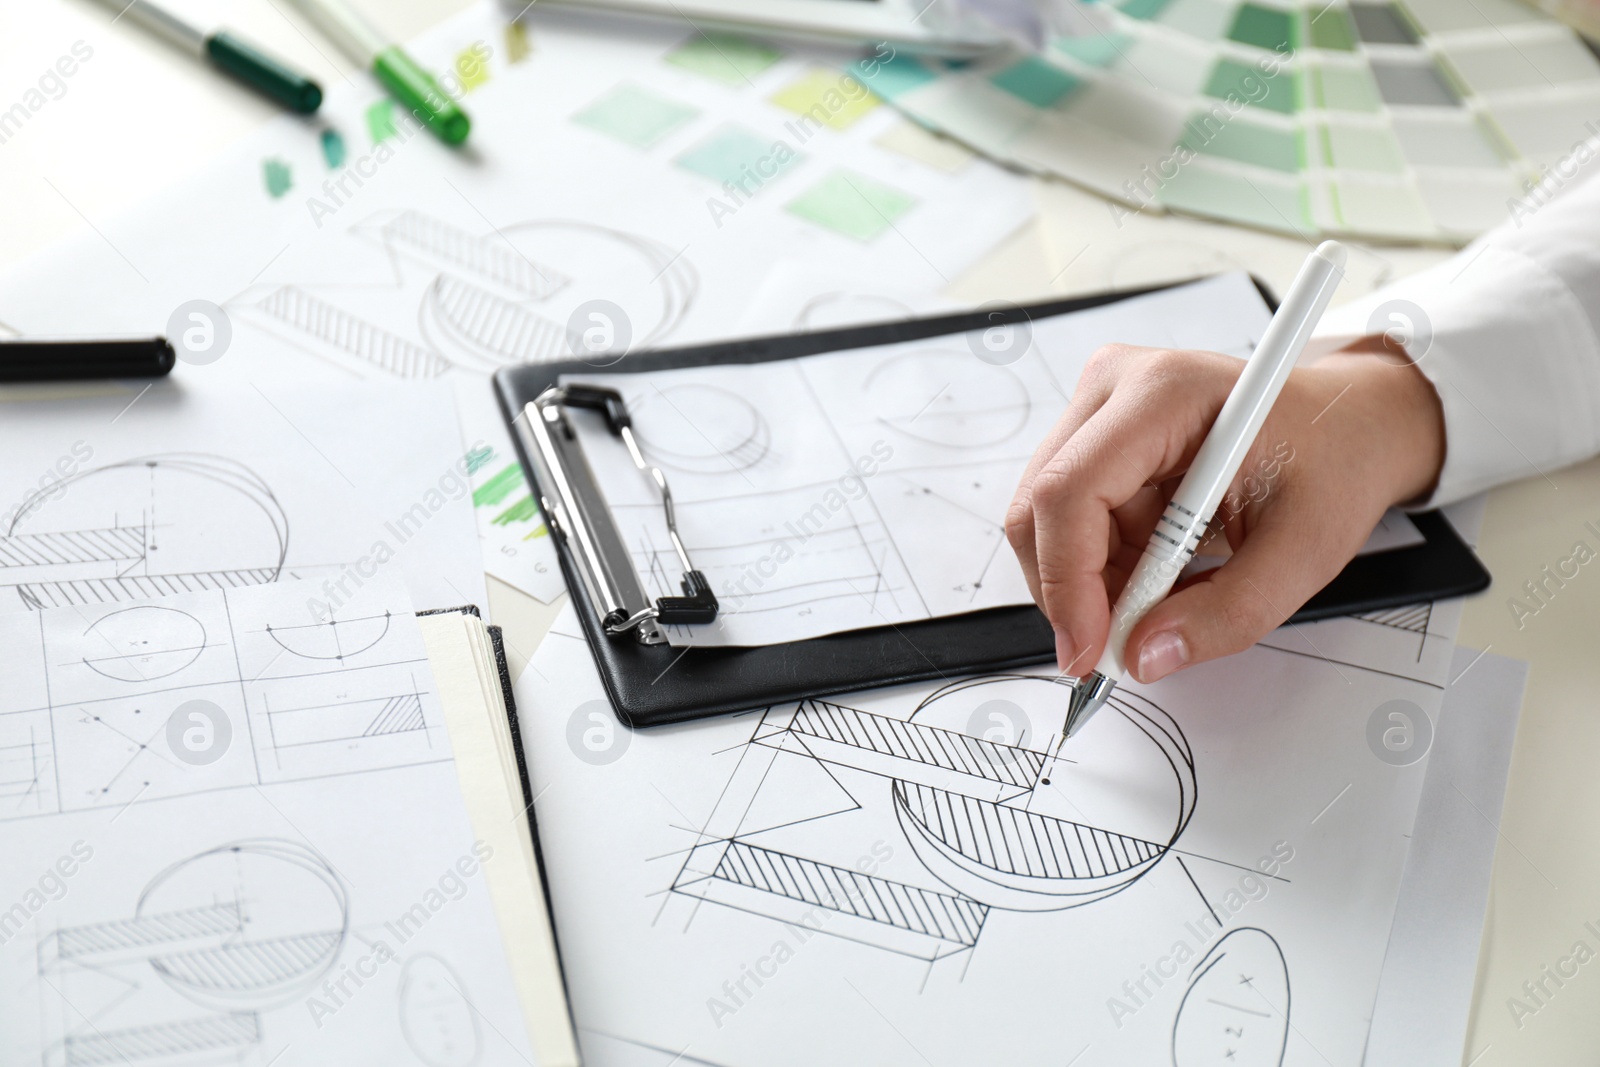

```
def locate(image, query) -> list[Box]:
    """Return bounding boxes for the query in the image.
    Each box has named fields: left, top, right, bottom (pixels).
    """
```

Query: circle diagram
left=866, top=350, right=1031, bottom=448
left=894, top=675, right=1195, bottom=911
left=81, top=605, right=207, bottom=682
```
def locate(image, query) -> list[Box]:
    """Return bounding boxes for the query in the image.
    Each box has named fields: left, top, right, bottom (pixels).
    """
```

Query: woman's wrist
left=1316, top=338, right=1447, bottom=507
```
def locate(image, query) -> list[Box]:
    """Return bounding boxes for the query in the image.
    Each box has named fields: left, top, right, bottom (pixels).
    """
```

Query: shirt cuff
left=1309, top=246, right=1600, bottom=509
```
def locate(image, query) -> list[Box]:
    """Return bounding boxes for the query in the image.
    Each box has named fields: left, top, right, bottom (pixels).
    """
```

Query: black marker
left=0, top=338, right=176, bottom=383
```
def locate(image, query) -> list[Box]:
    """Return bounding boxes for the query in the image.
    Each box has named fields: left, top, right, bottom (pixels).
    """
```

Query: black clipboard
left=495, top=278, right=1490, bottom=728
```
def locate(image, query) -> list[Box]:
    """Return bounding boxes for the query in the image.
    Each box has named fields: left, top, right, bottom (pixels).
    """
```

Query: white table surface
left=5, top=2, right=1599, bottom=1062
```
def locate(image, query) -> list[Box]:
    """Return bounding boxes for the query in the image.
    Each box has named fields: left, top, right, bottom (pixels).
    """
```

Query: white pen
left=1064, top=241, right=1348, bottom=737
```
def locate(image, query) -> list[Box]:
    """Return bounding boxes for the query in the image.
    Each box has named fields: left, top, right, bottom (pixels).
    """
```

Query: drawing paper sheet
left=564, top=272, right=1417, bottom=647
left=1364, top=645, right=1526, bottom=1067
left=0, top=380, right=484, bottom=617
left=516, top=583, right=1458, bottom=1067
left=0, top=576, right=538, bottom=1065
left=0, top=1, right=1035, bottom=606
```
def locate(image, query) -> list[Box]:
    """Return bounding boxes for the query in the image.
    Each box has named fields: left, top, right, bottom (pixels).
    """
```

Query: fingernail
left=1136, top=631, right=1189, bottom=683
left=1055, top=629, right=1078, bottom=675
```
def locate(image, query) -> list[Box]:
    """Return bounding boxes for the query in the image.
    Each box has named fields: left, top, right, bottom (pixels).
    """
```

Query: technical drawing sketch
left=0, top=454, right=288, bottom=611
left=233, top=210, right=698, bottom=379
left=398, top=953, right=482, bottom=1067
left=1171, top=928, right=1290, bottom=1067
left=864, top=350, right=1032, bottom=449
left=37, top=839, right=347, bottom=1067
left=265, top=610, right=394, bottom=662
left=794, top=291, right=916, bottom=331
left=77, top=606, right=209, bottom=683
left=0, top=713, right=54, bottom=819
left=669, top=675, right=1196, bottom=963
left=628, top=383, right=772, bottom=475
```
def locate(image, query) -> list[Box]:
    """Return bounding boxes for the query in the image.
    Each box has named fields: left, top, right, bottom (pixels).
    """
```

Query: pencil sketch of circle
left=138, top=839, right=347, bottom=1009
left=964, top=698, right=1032, bottom=767
left=630, top=383, right=771, bottom=473
left=1366, top=698, right=1432, bottom=766
left=166, top=299, right=232, bottom=365
left=566, top=299, right=633, bottom=366
left=795, top=291, right=914, bottom=331
left=399, top=953, right=480, bottom=1067
left=1103, top=240, right=1249, bottom=291
left=415, top=218, right=696, bottom=371
left=568, top=699, right=630, bottom=766
left=266, top=610, right=392, bottom=662
left=81, top=605, right=207, bottom=682
left=965, top=302, right=1033, bottom=367
left=1173, top=927, right=1289, bottom=1066
left=165, top=699, right=232, bottom=766
left=5, top=455, right=288, bottom=610
left=896, top=675, right=1195, bottom=911
left=866, top=350, right=1031, bottom=448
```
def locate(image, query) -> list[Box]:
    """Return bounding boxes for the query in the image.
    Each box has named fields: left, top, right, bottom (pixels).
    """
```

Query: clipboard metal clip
left=518, top=383, right=718, bottom=644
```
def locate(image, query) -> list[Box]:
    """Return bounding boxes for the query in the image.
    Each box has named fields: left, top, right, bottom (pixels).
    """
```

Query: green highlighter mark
left=474, top=463, right=526, bottom=509
left=494, top=496, right=539, bottom=527
left=787, top=170, right=916, bottom=242
left=573, top=84, right=699, bottom=149
left=320, top=129, right=347, bottom=168
left=665, top=32, right=782, bottom=86
left=263, top=158, right=292, bottom=198
left=366, top=99, right=398, bottom=143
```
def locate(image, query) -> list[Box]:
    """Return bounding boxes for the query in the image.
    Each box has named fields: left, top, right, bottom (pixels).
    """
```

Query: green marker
left=285, top=0, right=471, bottom=145
left=97, top=0, right=322, bottom=114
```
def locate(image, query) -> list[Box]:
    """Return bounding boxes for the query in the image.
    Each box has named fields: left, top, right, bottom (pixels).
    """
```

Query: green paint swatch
left=1229, top=4, right=1296, bottom=51
left=1321, top=123, right=1407, bottom=173
left=1313, top=65, right=1383, bottom=111
left=464, top=445, right=495, bottom=476
left=1205, top=58, right=1296, bottom=114
left=474, top=463, right=526, bottom=508
left=675, top=126, right=800, bottom=186
left=494, top=495, right=539, bottom=526
left=665, top=32, right=781, bottom=86
left=523, top=522, right=549, bottom=540
left=366, top=99, right=398, bottom=143
left=988, top=56, right=1082, bottom=107
left=786, top=169, right=916, bottom=241
left=850, top=52, right=938, bottom=100
left=320, top=129, right=347, bottom=168
left=1305, top=5, right=1357, bottom=50
left=263, top=158, right=292, bottom=198
left=1160, top=166, right=1309, bottom=234
left=573, top=83, right=699, bottom=148
left=1052, top=33, right=1131, bottom=68
left=1119, top=0, right=1173, bottom=20
left=1181, top=114, right=1300, bottom=172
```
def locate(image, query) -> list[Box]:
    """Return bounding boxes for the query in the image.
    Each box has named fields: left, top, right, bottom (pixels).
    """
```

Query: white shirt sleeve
left=1310, top=157, right=1600, bottom=508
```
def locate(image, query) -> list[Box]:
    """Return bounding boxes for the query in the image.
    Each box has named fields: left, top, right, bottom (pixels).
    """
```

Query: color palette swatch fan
left=854, top=0, right=1600, bottom=242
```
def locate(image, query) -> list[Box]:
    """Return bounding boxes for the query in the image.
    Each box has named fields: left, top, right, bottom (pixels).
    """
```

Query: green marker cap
left=372, top=45, right=471, bottom=145
left=206, top=32, right=323, bottom=114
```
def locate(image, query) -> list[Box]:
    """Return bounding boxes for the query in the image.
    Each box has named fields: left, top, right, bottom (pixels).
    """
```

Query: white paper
left=0, top=576, right=536, bottom=1066
left=1365, top=646, right=1527, bottom=1067
left=568, top=273, right=1271, bottom=646
left=517, top=593, right=1457, bottom=1066
left=0, top=3, right=1035, bottom=605
left=0, top=380, right=484, bottom=617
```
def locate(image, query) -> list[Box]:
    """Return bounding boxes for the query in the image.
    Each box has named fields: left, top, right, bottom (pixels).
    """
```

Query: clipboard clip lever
left=522, top=383, right=718, bottom=642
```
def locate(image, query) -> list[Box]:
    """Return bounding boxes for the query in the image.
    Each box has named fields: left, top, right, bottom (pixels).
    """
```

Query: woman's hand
left=1005, top=339, right=1446, bottom=683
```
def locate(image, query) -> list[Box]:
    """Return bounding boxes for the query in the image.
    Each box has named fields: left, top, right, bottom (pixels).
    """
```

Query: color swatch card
left=859, top=0, right=1600, bottom=242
